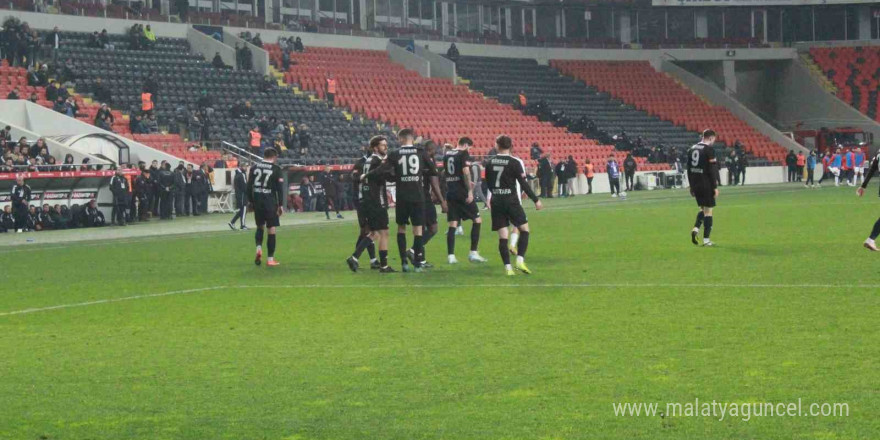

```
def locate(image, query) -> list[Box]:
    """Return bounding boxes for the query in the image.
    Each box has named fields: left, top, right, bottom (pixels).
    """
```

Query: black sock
left=517, top=231, right=530, bottom=258
left=255, top=228, right=264, bottom=247
left=871, top=218, right=880, bottom=240
left=267, top=234, right=276, bottom=258
left=447, top=227, right=456, bottom=255
left=422, top=228, right=436, bottom=246
left=379, top=250, right=388, bottom=267
left=704, top=216, right=713, bottom=239
left=499, top=239, right=511, bottom=265
left=694, top=211, right=705, bottom=229
left=397, top=232, right=407, bottom=264
left=413, top=235, right=424, bottom=267
left=367, top=240, right=376, bottom=260
left=354, top=235, right=373, bottom=259
left=470, top=222, right=481, bottom=252
left=354, top=235, right=363, bottom=252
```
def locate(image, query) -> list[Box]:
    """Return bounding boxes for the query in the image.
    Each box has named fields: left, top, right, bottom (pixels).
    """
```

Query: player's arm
left=273, top=167, right=284, bottom=215
left=462, top=162, right=474, bottom=204
left=706, top=146, right=720, bottom=193
left=424, top=152, right=447, bottom=211
left=857, top=156, right=879, bottom=196
left=245, top=167, right=256, bottom=205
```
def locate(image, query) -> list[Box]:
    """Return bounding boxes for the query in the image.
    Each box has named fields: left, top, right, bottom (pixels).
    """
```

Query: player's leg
left=266, top=225, right=279, bottom=266
left=513, top=220, right=531, bottom=275
left=447, top=218, right=459, bottom=263
left=466, top=202, right=486, bottom=263
left=701, top=206, right=714, bottom=246
left=692, top=210, right=705, bottom=245
left=864, top=217, right=880, bottom=251
left=497, top=223, right=514, bottom=276
left=396, top=223, right=408, bottom=270
left=254, top=207, right=266, bottom=265
left=348, top=225, right=372, bottom=272
left=411, top=224, right=424, bottom=270
left=509, top=225, right=520, bottom=255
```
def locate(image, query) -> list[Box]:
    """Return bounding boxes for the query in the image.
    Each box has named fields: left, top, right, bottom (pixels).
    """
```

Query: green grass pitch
left=1, top=183, right=877, bottom=439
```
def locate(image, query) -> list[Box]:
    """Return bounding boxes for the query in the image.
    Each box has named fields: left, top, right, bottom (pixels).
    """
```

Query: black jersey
left=443, top=149, right=473, bottom=198
left=359, top=154, right=388, bottom=207
left=10, top=184, right=31, bottom=207
left=485, top=153, right=539, bottom=204
left=246, top=161, right=284, bottom=207
left=686, top=142, right=718, bottom=189
left=860, top=152, right=880, bottom=196
left=384, top=145, right=437, bottom=203
left=352, top=155, right=367, bottom=207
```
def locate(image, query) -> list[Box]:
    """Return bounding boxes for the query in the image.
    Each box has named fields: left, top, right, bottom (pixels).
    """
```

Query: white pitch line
left=1, top=282, right=877, bottom=317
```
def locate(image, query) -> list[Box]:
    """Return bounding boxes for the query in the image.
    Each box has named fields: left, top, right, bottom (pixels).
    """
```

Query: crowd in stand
left=0, top=17, right=46, bottom=68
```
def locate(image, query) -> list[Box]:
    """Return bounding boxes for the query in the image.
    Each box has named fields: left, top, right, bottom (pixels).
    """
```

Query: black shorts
left=362, top=202, right=389, bottom=231
left=490, top=198, right=528, bottom=231
left=254, top=202, right=280, bottom=227
left=691, top=184, right=716, bottom=208
left=395, top=200, right=425, bottom=227
left=424, top=201, right=438, bottom=226
left=447, top=196, right=480, bottom=222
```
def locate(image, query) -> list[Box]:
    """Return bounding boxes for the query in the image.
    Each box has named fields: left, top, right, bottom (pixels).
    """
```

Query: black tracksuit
left=230, top=168, right=248, bottom=226
left=10, top=183, right=31, bottom=230
left=109, top=174, right=130, bottom=225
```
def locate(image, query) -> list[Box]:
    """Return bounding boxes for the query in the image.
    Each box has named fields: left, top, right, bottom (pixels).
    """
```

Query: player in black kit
left=348, top=145, right=378, bottom=269
left=247, top=148, right=284, bottom=266
left=405, top=139, right=442, bottom=268
left=444, top=136, right=488, bottom=264
left=349, top=136, right=395, bottom=272
left=856, top=150, right=880, bottom=251
left=367, top=129, right=446, bottom=272
left=687, top=129, right=721, bottom=247
left=486, top=135, right=543, bottom=276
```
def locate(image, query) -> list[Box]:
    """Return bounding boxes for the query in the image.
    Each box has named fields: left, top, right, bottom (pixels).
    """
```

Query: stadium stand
left=267, top=45, right=671, bottom=172
left=455, top=55, right=698, bottom=153
left=552, top=60, right=788, bottom=164
left=809, top=46, right=880, bottom=122
left=45, top=29, right=384, bottom=165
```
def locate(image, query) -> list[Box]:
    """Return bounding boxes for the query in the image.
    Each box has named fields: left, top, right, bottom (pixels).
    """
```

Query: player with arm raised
left=444, top=136, right=488, bottom=264
left=688, top=129, right=721, bottom=247
left=247, top=147, right=284, bottom=266
left=856, top=151, right=880, bottom=251
left=486, top=135, right=543, bottom=276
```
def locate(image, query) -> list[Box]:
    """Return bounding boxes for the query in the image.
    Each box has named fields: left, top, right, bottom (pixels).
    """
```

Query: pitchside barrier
left=0, top=169, right=140, bottom=216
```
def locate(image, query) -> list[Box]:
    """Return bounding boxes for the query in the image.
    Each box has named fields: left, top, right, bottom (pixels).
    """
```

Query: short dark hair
left=397, top=128, right=414, bottom=140
left=457, top=137, right=473, bottom=147
left=496, top=135, right=512, bottom=151
left=702, top=129, right=716, bottom=139
left=264, top=148, right=278, bottom=158
left=369, top=135, right=387, bottom=149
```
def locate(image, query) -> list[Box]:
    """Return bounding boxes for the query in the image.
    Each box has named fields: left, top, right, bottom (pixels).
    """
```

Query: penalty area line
left=1, top=282, right=878, bottom=317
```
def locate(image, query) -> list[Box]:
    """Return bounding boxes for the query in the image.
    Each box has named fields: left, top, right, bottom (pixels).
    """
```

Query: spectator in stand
left=58, top=96, right=78, bottom=117
left=238, top=44, right=253, bottom=71
left=260, top=75, right=275, bottom=93
left=187, top=110, right=203, bottom=142
left=293, top=37, right=304, bottom=53
left=80, top=157, right=94, bottom=171
left=516, top=90, right=527, bottom=110
left=10, top=175, right=31, bottom=232
left=175, top=0, right=190, bottom=22
left=446, top=42, right=459, bottom=61
left=58, top=58, right=76, bottom=85
left=26, top=66, right=40, bottom=86
left=87, top=31, right=101, bottom=48
left=143, top=114, right=159, bottom=133
left=44, top=26, right=61, bottom=51
left=92, top=77, right=112, bottom=104
left=143, top=25, right=156, bottom=49
left=785, top=150, right=797, bottom=182
left=99, top=29, right=115, bottom=50
left=196, top=90, right=214, bottom=116
left=251, top=33, right=263, bottom=48
left=128, top=24, right=142, bottom=50
left=45, top=80, right=60, bottom=102
left=24, top=29, right=40, bottom=68
left=297, top=124, right=310, bottom=157
left=27, top=92, right=38, bottom=103
left=282, top=120, right=297, bottom=152
left=6, top=87, right=20, bottom=100
left=623, top=152, right=637, bottom=191
left=31, top=137, right=47, bottom=159
left=130, top=114, right=145, bottom=134
left=529, top=142, right=543, bottom=161
left=60, top=154, right=76, bottom=171
left=94, top=104, right=115, bottom=131
left=584, top=158, right=594, bottom=195
left=211, top=52, right=227, bottom=69
left=607, top=155, right=621, bottom=197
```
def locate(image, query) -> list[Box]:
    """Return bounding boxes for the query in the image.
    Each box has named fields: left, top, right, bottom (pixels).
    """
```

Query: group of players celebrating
left=345, top=129, right=542, bottom=275
left=241, top=127, right=880, bottom=273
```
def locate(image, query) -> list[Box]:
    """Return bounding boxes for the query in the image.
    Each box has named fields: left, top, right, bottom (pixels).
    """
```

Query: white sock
left=510, top=232, right=519, bottom=248
left=370, top=258, right=377, bottom=263
left=835, top=176, right=839, bottom=185
left=703, top=237, right=710, bottom=244
left=469, top=250, right=477, bottom=257
left=504, top=264, right=513, bottom=270
left=256, top=245, right=262, bottom=252
left=268, top=256, right=275, bottom=262
left=516, top=256, right=524, bottom=264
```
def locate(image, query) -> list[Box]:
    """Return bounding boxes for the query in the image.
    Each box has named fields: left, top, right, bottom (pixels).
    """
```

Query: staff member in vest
left=249, top=125, right=262, bottom=156
left=325, top=75, right=337, bottom=103
left=228, top=162, right=249, bottom=230
left=141, top=86, right=154, bottom=117
left=10, top=176, right=32, bottom=233
left=517, top=90, right=527, bottom=110
left=796, top=151, right=806, bottom=183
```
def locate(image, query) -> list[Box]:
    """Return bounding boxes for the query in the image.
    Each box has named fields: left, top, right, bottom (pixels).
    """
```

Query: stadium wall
left=413, top=45, right=456, bottom=83
left=386, top=41, right=431, bottom=77
left=223, top=30, right=270, bottom=75
left=661, top=60, right=809, bottom=155
left=187, top=27, right=236, bottom=70
left=774, top=57, right=880, bottom=143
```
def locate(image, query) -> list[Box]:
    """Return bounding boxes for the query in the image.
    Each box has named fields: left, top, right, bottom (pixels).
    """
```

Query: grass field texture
left=1, top=183, right=877, bottom=439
